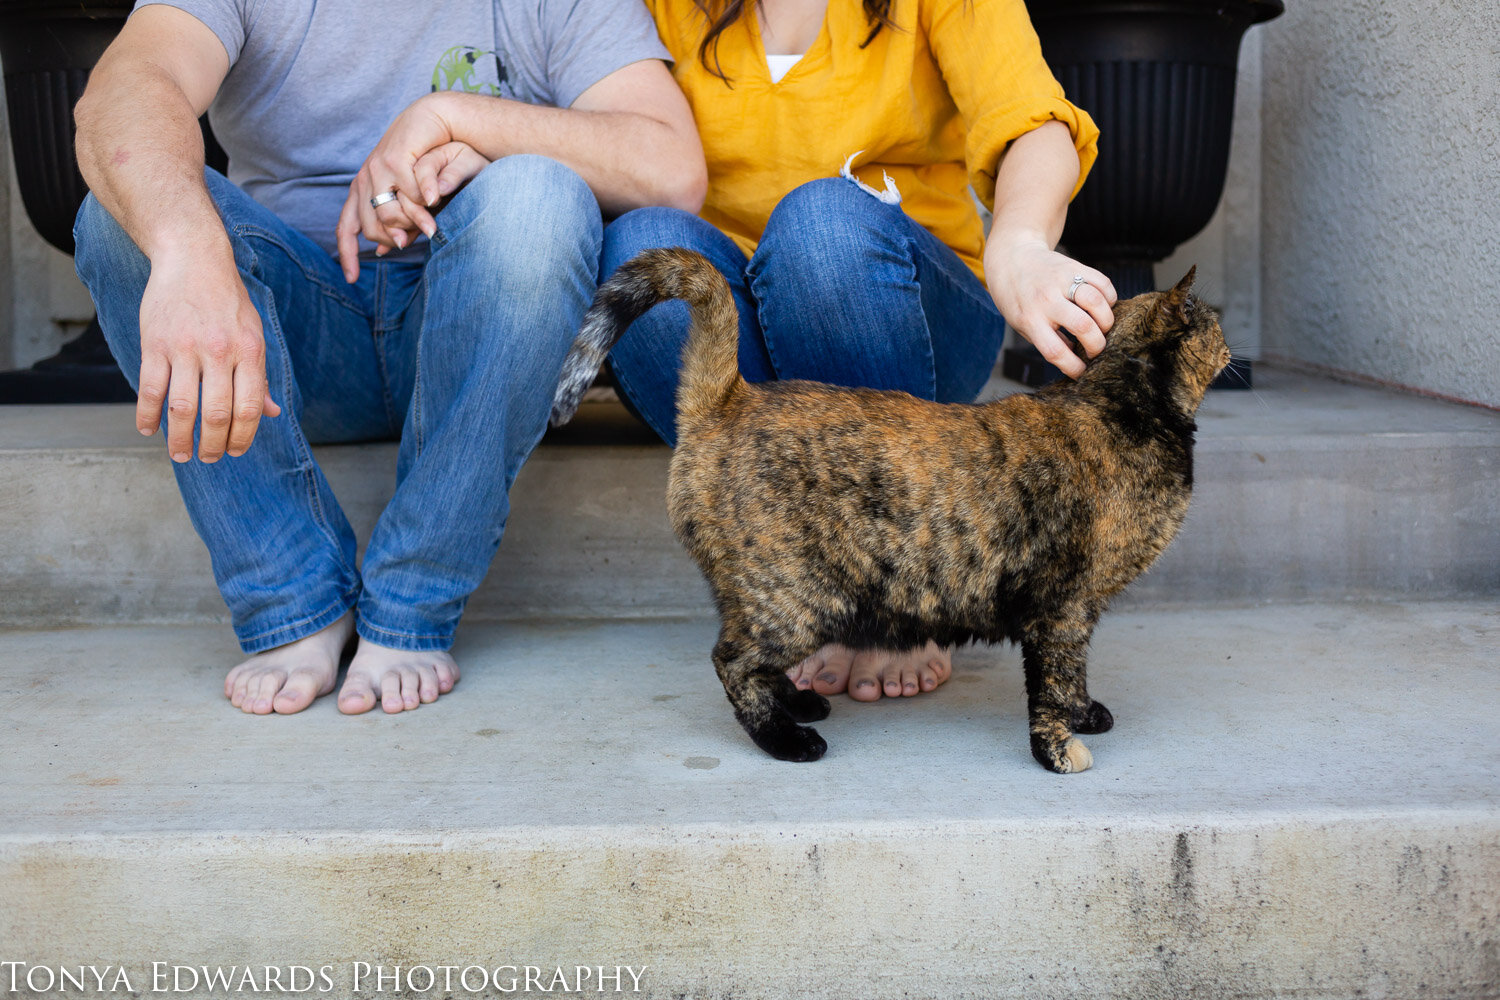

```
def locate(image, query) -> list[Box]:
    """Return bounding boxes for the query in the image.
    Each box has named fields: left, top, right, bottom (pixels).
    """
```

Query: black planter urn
left=1005, top=0, right=1284, bottom=387
left=0, top=0, right=223, bottom=404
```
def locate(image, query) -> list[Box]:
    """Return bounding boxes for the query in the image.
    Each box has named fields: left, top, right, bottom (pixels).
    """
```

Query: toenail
left=857, top=679, right=874, bottom=689
left=819, top=673, right=838, bottom=684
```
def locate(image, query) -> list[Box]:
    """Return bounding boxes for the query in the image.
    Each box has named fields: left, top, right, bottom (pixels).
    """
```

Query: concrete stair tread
left=4, top=601, right=1497, bottom=998
left=4, top=600, right=1496, bottom=837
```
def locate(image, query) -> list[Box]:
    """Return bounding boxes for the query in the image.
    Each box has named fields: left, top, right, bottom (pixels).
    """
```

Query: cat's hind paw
left=750, top=720, right=828, bottom=762
left=1031, top=732, right=1094, bottom=774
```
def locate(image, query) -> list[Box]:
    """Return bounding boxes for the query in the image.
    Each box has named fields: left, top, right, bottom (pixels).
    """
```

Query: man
left=72, top=1, right=705, bottom=715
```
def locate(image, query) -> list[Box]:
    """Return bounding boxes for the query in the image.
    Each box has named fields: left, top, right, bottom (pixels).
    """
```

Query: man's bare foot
left=338, top=638, right=459, bottom=714
left=787, top=641, right=953, bottom=701
left=225, top=613, right=354, bottom=715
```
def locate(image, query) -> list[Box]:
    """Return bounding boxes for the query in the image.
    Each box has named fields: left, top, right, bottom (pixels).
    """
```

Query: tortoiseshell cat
left=551, top=248, right=1229, bottom=773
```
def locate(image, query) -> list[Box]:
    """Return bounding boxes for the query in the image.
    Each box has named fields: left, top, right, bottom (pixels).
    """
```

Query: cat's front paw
left=1072, top=699, right=1114, bottom=734
left=748, top=719, right=828, bottom=762
left=1030, top=732, right=1094, bottom=774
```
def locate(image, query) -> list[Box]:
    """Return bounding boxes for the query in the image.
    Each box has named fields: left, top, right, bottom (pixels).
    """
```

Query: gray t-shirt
left=135, top=0, right=670, bottom=256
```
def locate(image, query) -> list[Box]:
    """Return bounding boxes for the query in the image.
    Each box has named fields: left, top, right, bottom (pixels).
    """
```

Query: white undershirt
left=765, top=53, right=804, bottom=83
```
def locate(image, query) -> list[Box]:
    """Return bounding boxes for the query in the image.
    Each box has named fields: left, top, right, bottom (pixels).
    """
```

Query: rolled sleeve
left=926, top=0, right=1099, bottom=210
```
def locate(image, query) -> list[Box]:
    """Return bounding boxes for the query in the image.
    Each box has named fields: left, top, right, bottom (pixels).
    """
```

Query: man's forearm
left=436, top=90, right=705, bottom=216
left=75, top=61, right=230, bottom=264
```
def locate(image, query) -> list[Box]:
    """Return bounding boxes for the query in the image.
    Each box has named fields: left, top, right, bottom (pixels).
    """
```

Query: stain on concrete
left=473, top=729, right=501, bottom=738
left=683, top=756, right=719, bottom=770
left=653, top=694, right=681, bottom=702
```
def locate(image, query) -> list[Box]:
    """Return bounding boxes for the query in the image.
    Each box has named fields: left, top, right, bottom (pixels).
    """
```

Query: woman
left=603, top=0, right=1117, bottom=701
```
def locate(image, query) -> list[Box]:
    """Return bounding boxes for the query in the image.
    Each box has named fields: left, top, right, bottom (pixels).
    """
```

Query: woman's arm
left=982, top=121, right=1116, bottom=379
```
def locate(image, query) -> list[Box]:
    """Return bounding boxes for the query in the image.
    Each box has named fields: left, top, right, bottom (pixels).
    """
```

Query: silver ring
left=1067, top=275, right=1088, bottom=303
left=369, top=190, right=399, bottom=210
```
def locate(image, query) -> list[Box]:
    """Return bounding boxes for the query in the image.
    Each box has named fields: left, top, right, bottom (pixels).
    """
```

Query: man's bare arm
left=338, top=60, right=706, bottom=279
left=75, top=5, right=278, bottom=462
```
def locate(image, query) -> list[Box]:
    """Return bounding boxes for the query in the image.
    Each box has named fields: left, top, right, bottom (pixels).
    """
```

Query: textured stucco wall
left=1159, top=30, right=1265, bottom=360
left=1260, top=0, right=1500, bottom=408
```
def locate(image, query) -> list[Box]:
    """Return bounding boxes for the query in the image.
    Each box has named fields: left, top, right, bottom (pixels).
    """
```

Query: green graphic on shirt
left=431, top=45, right=508, bottom=95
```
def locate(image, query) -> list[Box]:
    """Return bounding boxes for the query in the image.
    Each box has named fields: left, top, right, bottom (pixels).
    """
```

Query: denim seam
left=356, top=617, right=452, bottom=643
left=231, top=222, right=364, bottom=315
left=369, top=266, right=402, bottom=432
left=241, top=243, right=361, bottom=585
left=236, top=584, right=360, bottom=652
left=749, top=234, right=938, bottom=399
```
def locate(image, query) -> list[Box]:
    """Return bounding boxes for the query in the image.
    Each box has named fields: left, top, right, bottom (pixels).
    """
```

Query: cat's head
left=1094, top=267, right=1230, bottom=412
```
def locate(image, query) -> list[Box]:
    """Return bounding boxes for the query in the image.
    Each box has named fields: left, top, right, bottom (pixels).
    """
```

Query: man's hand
left=137, top=246, right=281, bottom=462
left=336, top=94, right=491, bottom=282
left=984, top=235, right=1117, bottom=380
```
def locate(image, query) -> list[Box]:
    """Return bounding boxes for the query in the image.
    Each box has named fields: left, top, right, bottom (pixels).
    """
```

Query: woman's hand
left=984, top=234, right=1116, bottom=380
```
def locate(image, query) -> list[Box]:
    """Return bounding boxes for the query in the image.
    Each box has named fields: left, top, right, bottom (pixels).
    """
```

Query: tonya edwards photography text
left=2, top=962, right=648, bottom=994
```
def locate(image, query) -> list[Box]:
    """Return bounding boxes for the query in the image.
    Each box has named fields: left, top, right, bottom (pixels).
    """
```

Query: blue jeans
left=602, top=177, right=1007, bottom=445
left=75, top=156, right=602, bottom=652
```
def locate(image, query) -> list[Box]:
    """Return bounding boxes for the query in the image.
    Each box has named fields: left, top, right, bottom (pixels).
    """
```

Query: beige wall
left=1258, top=0, right=1500, bottom=408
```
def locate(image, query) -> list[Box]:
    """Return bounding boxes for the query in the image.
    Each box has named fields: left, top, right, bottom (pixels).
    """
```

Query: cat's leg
left=1020, top=612, right=1111, bottom=773
left=714, top=627, right=831, bottom=762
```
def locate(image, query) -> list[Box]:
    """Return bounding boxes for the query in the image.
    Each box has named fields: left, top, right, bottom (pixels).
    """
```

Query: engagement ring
left=1067, top=275, right=1088, bottom=302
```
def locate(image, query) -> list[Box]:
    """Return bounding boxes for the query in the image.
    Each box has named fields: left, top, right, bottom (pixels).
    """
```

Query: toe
left=271, top=667, right=324, bottom=714
left=917, top=662, right=938, bottom=692
left=787, top=651, right=823, bottom=690
left=338, top=672, right=378, bottom=715
left=899, top=661, right=920, bottom=696
left=416, top=663, right=440, bottom=704
left=400, top=666, right=421, bottom=710
left=847, top=651, right=885, bottom=702
left=928, top=644, right=953, bottom=685
left=436, top=657, right=459, bottom=693
left=249, top=670, right=286, bottom=715
left=380, top=671, right=404, bottom=714
left=228, top=669, right=251, bottom=708
left=225, top=663, right=246, bottom=699
left=812, top=644, right=856, bottom=696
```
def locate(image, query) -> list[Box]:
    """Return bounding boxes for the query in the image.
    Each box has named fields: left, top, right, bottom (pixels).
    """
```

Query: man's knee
left=441, top=155, right=601, bottom=254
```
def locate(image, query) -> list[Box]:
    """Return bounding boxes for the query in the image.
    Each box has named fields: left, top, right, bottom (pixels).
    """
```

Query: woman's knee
left=755, top=177, right=909, bottom=278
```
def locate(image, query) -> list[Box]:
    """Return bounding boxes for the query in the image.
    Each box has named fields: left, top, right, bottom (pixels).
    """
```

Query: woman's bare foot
left=224, top=613, right=354, bottom=715
left=787, top=641, right=953, bottom=701
left=337, top=638, right=459, bottom=714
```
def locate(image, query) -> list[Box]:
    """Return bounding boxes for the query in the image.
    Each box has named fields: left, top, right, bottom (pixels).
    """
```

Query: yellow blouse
left=648, top=0, right=1099, bottom=278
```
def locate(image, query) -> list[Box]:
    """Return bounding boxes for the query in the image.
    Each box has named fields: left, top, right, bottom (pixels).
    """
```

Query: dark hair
left=693, top=0, right=895, bottom=81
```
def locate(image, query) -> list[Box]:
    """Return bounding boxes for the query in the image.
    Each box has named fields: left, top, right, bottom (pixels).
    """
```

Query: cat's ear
left=1161, top=266, right=1197, bottom=326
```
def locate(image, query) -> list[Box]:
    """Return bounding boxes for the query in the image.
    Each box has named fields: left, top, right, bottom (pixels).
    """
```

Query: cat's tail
left=549, top=247, right=743, bottom=428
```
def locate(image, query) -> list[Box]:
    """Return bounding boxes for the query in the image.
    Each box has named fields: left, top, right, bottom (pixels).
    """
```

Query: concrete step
left=2, top=600, right=1497, bottom=999
left=1, top=365, right=1497, bottom=629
